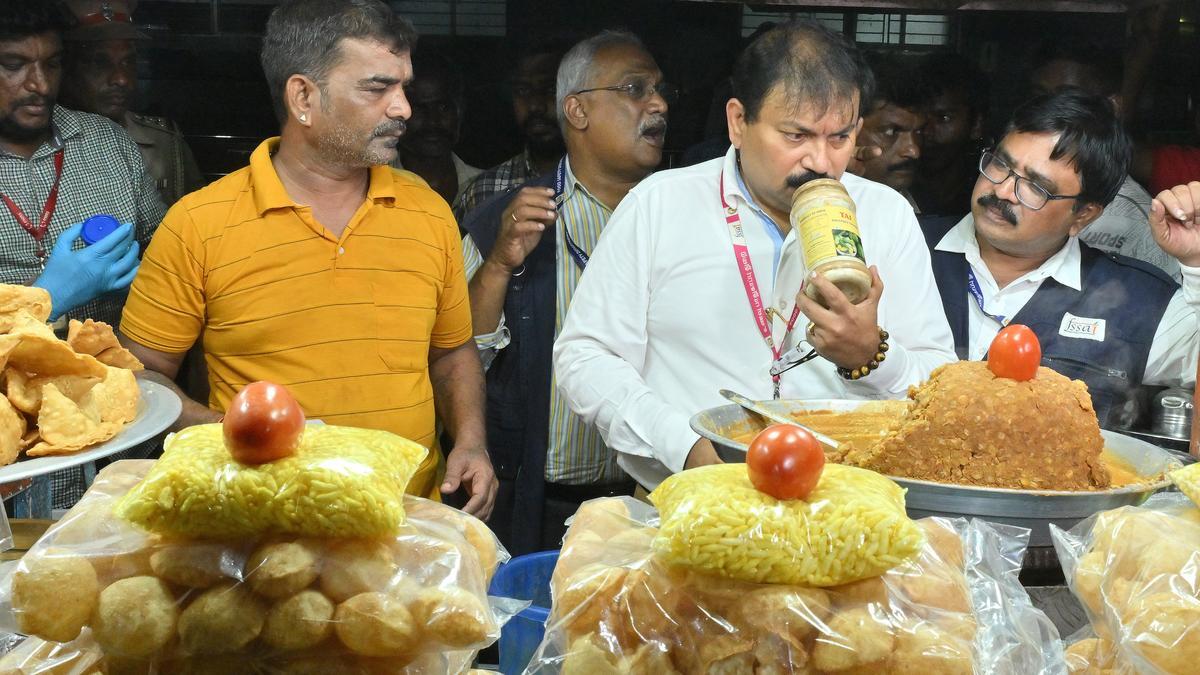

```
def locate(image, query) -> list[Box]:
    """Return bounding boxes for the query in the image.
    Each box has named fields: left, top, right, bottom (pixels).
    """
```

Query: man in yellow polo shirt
left=118, top=0, right=498, bottom=518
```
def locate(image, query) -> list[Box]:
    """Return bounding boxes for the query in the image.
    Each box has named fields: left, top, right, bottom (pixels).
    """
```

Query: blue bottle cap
left=81, top=215, right=120, bottom=246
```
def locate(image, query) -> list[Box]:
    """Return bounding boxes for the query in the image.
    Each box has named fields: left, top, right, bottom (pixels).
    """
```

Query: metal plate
left=691, top=399, right=1181, bottom=549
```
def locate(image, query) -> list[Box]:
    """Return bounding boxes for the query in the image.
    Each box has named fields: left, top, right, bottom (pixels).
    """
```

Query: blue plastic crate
left=488, top=550, right=558, bottom=674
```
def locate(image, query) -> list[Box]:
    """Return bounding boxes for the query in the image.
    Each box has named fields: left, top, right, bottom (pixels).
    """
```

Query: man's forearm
left=429, top=341, right=487, bottom=448
left=467, top=260, right=513, bottom=336
left=136, top=368, right=221, bottom=431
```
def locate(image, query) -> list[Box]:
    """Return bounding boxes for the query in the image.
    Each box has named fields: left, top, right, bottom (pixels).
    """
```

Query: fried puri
left=12, top=554, right=99, bottom=643
left=334, top=591, right=419, bottom=658
left=93, top=576, right=178, bottom=658
left=410, top=586, right=490, bottom=647
left=319, top=540, right=397, bottom=603
left=246, top=540, right=321, bottom=599
left=262, top=589, right=335, bottom=651
left=177, top=582, right=267, bottom=655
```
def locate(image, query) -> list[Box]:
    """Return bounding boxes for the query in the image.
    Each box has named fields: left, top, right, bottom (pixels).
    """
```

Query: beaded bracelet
left=837, top=328, right=890, bottom=381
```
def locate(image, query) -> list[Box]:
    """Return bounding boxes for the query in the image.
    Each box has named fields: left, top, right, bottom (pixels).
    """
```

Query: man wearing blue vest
left=458, top=31, right=671, bottom=554
left=923, top=90, right=1199, bottom=429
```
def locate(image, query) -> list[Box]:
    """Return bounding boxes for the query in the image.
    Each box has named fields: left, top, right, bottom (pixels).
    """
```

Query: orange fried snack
left=835, top=361, right=1109, bottom=490
left=68, top=319, right=144, bottom=371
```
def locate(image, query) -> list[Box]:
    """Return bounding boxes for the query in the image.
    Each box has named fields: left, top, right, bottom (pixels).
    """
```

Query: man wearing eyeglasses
left=924, top=90, right=1198, bottom=429
left=457, top=30, right=671, bottom=553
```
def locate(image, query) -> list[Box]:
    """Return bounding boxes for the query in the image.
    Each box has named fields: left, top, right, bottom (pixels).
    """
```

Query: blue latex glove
left=33, top=221, right=139, bottom=320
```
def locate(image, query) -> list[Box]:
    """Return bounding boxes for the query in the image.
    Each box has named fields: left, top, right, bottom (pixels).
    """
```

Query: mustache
left=978, top=193, right=1018, bottom=225
left=887, top=159, right=919, bottom=173
left=374, top=119, right=407, bottom=137
left=786, top=171, right=830, bottom=190
left=13, top=94, right=49, bottom=108
left=639, top=116, right=667, bottom=136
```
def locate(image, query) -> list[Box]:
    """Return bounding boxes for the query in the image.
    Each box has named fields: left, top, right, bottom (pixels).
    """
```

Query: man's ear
left=563, top=94, right=588, bottom=131
left=285, top=74, right=319, bottom=127
left=727, top=98, right=747, bottom=149
left=1068, top=202, right=1104, bottom=237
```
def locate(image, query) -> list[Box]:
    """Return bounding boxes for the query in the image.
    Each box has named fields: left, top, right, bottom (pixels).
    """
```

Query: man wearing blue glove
left=0, top=3, right=164, bottom=328
left=0, top=2, right=165, bottom=514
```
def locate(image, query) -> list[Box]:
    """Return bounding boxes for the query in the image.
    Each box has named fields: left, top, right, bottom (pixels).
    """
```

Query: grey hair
left=555, top=30, right=646, bottom=125
left=261, top=0, right=417, bottom=125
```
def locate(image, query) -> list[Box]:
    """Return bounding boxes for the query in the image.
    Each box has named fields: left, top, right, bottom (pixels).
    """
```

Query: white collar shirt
left=553, top=145, right=956, bottom=490
left=935, top=214, right=1200, bottom=387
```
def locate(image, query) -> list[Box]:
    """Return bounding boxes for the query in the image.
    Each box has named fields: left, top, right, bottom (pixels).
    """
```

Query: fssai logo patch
left=1059, top=312, right=1106, bottom=342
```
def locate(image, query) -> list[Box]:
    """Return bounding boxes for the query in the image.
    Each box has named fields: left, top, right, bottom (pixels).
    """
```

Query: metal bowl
left=690, top=399, right=1182, bottom=552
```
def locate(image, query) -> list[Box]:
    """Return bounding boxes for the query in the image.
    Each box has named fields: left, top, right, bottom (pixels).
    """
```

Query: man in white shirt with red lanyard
left=553, top=20, right=956, bottom=490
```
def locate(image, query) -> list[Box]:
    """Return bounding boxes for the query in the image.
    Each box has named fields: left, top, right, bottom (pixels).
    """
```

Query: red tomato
left=746, top=424, right=825, bottom=501
left=223, top=381, right=306, bottom=465
left=987, top=324, right=1042, bottom=381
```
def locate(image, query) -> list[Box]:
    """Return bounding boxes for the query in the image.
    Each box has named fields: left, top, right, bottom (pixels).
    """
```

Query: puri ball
left=177, top=582, right=267, bottom=655
left=812, top=605, right=896, bottom=672
left=246, top=540, right=321, bottom=599
left=410, top=586, right=491, bottom=647
left=888, top=618, right=973, bottom=675
left=462, top=516, right=499, bottom=582
left=150, top=543, right=234, bottom=589
left=334, top=592, right=419, bottom=657
left=554, top=564, right=628, bottom=639
left=732, top=585, right=831, bottom=641
left=12, top=554, right=99, bottom=642
left=1123, top=591, right=1200, bottom=673
left=93, top=576, right=178, bottom=658
left=319, top=540, right=396, bottom=602
left=262, top=590, right=335, bottom=651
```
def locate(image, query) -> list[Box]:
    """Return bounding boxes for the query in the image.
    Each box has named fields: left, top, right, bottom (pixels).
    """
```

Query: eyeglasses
left=978, top=150, right=1081, bottom=211
left=573, top=78, right=679, bottom=105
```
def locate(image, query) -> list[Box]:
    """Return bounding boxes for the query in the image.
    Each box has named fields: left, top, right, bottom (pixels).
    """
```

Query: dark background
left=128, top=1, right=1200, bottom=182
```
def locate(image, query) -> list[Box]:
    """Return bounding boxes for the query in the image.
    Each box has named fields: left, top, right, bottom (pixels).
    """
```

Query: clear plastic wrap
left=650, top=464, right=925, bottom=586
left=1051, top=491, right=1200, bottom=675
left=529, top=497, right=1063, bottom=674
left=0, top=460, right=512, bottom=674
left=116, top=424, right=428, bottom=538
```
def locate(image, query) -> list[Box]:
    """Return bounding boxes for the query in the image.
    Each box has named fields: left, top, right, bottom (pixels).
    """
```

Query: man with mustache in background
left=552, top=21, right=955, bottom=490
left=854, top=55, right=928, bottom=211
left=118, top=0, right=498, bottom=518
left=0, top=0, right=164, bottom=513
left=923, top=90, right=1200, bottom=430
left=452, top=39, right=568, bottom=224
left=458, top=30, right=671, bottom=552
left=57, top=0, right=203, bottom=206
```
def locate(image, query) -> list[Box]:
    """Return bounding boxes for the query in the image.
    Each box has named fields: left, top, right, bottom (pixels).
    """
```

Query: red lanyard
left=720, top=170, right=801, bottom=399
left=0, top=149, right=64, bottom=259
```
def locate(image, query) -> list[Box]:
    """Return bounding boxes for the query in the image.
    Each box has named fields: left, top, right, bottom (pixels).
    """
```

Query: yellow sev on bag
left=115, top=424, right=427, bottom=539
left=649, top=463, right=924, bottom=587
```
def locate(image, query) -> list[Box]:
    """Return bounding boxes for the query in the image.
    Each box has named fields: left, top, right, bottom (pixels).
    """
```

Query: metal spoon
left=719, top=388, right=841, bottom=450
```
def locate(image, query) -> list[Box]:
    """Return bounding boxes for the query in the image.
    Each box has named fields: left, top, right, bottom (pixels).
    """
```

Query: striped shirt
left=452, top=149, right=540, bottom=225
left=0, top=105, right=166, bottom=509
left=462, top=158, right=625, bottom=485
left=122, top=138, right=473, bottom=499
left=0, top=106, right=165, bottom=327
